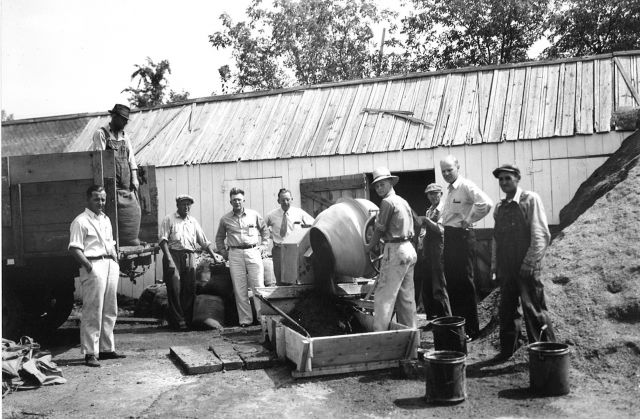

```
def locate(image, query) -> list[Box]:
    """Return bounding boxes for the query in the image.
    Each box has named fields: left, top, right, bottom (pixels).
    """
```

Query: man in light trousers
left=364, top=168, right=417, bottom=331
left=215, top=187, right=269, bottom=326
left=69, top=185, right=126, bottom=367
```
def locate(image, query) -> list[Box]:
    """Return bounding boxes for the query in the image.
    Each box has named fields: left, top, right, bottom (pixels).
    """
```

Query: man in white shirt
left=159, top=194, right=217, bottom=329
left=265, top=188, right=314, bottom=285
left=69, top=185, right=125, bottom=367
left=440, top=155, right=493, bottom=340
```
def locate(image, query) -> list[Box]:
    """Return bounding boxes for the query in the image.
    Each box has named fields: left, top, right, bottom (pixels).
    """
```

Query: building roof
left=3, top=51, right=639, bottom=167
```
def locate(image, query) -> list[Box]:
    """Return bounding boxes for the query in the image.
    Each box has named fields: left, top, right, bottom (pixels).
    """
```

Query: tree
left=209, top=0, right=399, bottom=93
left=543, top=0, right=640, bottom=58
left=401, top=0, right=551, bottom=70
left=122, top=57, right=190, bottom=108
left=1, top=110, right=14, bottom=122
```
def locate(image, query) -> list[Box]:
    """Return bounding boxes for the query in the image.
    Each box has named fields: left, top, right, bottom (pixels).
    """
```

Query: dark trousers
left=443, top=227, right=479, bottom=337
left=163, top=249, right=196, bottom=327
left=497, top=241, right=556, bottom=355
left=424, top=242, right=452, bottom=318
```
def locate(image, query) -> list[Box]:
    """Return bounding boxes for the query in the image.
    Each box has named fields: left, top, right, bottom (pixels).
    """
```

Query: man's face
left=278, top=192, right=292, bottom=212
left=177, top=200, right=191, bottom=218
left=111, top=114, right=128, bottom=132
left=427, top=191, right=442, bottom=206
left=87, top=191, right=107, bottom=215
left=498, top=172, right=520, bottom=196
left=373, top=179, right=393, bottom=197
left=440, top=159, right=459, bottom=184
left=230, top=193, right=245, bottom=211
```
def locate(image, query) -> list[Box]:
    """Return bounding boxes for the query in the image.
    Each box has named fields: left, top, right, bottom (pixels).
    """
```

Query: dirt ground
left=2, top=314, right=638, bottom=419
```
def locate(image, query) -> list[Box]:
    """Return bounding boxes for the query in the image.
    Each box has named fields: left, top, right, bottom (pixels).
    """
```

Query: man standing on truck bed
left=92, top=104, right=141, bottom=246
left=69, top=185, right=126, bottom=367
left=159, top=194, right=218, bottom=330
left=364, top=167, right=417, bottom=332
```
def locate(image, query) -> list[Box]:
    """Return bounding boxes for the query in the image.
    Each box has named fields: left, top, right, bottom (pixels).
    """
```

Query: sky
left=2, top=0, right=547, bottom=121
left=1, top=0, right=255, bottom=119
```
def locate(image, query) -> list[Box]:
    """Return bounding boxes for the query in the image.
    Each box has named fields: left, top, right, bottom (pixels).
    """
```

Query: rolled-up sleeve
left=257, top=213, right=270, bottom=247
left=465, top=182, right=493, bottom=225
left=159, top=216, right=171, bottom=244
left=68, top=220, right=86, bottom=250
left=375, top=200, right=393, bottom=233
left=523, top=193, right=551, bottom=268
left=215, top=218, right=228, bottom=251
left=92, top=129, right=106, bottom=151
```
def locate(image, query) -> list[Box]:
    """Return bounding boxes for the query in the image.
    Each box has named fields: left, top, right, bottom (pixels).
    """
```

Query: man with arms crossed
left=491, top=164, right=556, bottom=359
left=69, top=185, right=125, bottom=367
left=440, top=156, right=493, bottom=341
left=215, top=188, right=270, bottom=327
left=266, top=188, right=314, bottom=285
left=364, top=168, right=417, bottom=332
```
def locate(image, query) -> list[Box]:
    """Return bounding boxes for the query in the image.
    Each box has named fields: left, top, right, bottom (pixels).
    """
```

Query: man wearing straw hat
left=92, top=104, right=141, bottom=246
left=491, top=164, right=556, bottom=359
left=364, top=167, right=417, bottom=331
left=159, top=194, right=217, bottom=330
left=420, top=183, right=452, bottom=320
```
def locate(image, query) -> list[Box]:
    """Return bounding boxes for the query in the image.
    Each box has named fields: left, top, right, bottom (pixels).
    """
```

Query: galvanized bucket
left=528, top=342, right=571, bottom=396
left=424, top=350, right=466, bottom=404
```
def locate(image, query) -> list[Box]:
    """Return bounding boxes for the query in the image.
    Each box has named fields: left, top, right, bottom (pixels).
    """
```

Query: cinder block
left=210, top=343, right=244, bottom=370
left=170, top=346, right=223, bottom=375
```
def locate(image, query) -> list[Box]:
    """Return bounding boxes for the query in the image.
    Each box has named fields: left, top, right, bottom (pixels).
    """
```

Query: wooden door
left=299, top=174, right=369, bottom=217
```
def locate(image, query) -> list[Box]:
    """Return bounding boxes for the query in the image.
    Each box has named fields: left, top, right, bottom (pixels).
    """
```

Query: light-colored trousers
left=79, top=259, right=119, bottom=355
left=229, top=248, right=264, bottom=325
left=374, top=241, right=418, bottom=331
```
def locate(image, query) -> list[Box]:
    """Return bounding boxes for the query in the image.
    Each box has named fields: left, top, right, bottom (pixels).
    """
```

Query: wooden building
left=3, top=50, right=639, bottom=298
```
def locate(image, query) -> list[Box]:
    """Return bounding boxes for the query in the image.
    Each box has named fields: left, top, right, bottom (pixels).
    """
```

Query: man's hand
left=461, top=220, right=471, bottom=230
left=131, top=176, right=139, bottom=191
left=86, top=263, right=93, bottom=274
left=520, top=264, right=534, bottom=277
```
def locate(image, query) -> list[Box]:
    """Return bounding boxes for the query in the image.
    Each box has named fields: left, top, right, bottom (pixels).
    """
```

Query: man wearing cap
left=440, top=155, right=493, bottom=340
left=420, top=183, right=452, bottom=320
left=69, top=185, right=125, bottom=367
left=491, top=164, right=556, bottom=359
left=159, top=194, right=217, bottom=329
left=215, top=188, right=270, bottom=327
left=266, top=188, right=315, bottom=285
left=364, top=168, right=417, bottom=331
left=92, top=104, right=141, bottom=246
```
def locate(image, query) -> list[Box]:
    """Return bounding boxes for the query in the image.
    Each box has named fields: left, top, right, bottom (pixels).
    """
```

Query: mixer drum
left=310, top=197, right=379, bottom=279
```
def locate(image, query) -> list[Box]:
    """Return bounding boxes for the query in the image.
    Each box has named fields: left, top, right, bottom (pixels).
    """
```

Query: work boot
left=85, top=355, right=100, bottom=367
left=99, top=351, right=127, bottom=360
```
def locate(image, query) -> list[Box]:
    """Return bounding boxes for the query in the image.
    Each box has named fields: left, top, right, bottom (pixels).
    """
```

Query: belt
left=87, top=255, right=116, bottom=261
left=230, top=244, right=257, bottom=250
left=385, top=237, right=411, bottom=243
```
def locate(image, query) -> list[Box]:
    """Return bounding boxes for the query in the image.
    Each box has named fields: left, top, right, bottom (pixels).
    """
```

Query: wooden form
left=170, top=345, right=223, bottom=375
left=253, top=285, right=419, bottom=378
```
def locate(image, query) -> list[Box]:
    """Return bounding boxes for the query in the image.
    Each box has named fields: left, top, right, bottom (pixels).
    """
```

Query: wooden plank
left=388, top=79, right=420, bottom=150
left=2, top=158, right=10, bottom=227
left=209, top=343, right=244, bottom=371
left=354, top=82, right=388, bottom=154
left=282, top=91, right=317, bottom=158
left=272, top=93, right=306, bottom=159
left=309, top=88, right=344, bottom=156
left=452, top=72, right=478, bottom=146
left=322, top=86, right=358, bottom=155
left=540, top=65, right=561, bottom=138
left=336, top=84, right=372, bottom=155
left=559, top=63, right=577, bottom=136
left=420, top=75, right=448, bottom=148
left=300, top=175, right=368, bottom=193
left=550, top=158, right=570, bottom=226
left=92, top=150, right=104, bottom=185
left=523, top=66, right=545, bottom=139
left=403, top=77, right=432, bottom=149
left=8, top=151, right=108, bottom=185
left=170, top=345, right=223, bottom=375
left=614, top=56, right=640, bottom=107
left=294, top=89, right=332, bottom=157
left=291, top=360, right=400, bottom=378
left=368, top=80, right=405, bottom=152
left=437, top=73, right=465, bottom=147
left=485, top=69, right=510, bottom=143
left=574, top=61, right=584, bottom=133
left=596, top=59, right=612, bottom=132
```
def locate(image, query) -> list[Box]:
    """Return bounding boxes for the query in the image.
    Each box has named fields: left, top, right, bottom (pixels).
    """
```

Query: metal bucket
left=528, top=342, right=571, bottom=396
left=310, top=198, right=379, bottom=279
left=432, top=316, right=467, bottom=355
left=424, top=351, right=466, bottom=404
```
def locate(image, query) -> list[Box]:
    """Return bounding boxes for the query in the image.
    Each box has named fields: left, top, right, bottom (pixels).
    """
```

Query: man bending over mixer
left=364, top=167, right=417, bottom=331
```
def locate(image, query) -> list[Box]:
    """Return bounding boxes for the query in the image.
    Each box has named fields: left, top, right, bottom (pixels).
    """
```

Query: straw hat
left=371, top=167, right=399, bottom=187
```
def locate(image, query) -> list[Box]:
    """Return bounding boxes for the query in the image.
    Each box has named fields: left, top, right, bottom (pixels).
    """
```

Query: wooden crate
left=253, top=285, right=419, bottom=378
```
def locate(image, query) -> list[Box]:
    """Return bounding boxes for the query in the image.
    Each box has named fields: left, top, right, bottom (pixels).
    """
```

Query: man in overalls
left=92, top=104, right=141, bottom=246
left=364, top=167, right=417, bottom=332
left=491, top=164, right=556, bottom=359
left=421, top=183, right=452, bottom=320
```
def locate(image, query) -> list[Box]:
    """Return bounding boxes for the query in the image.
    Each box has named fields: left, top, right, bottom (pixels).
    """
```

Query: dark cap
left=108, top=104, right=131, bottom=120
left=493, top=163, right=521, bottom=178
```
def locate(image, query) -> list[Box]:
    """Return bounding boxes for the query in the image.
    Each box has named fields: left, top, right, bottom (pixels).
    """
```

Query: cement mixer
left=309, top=197, right=381, bottom=280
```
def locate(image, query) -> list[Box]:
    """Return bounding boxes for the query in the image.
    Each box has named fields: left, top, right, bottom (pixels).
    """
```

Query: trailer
left=2, top=150, right=159, bottom=340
